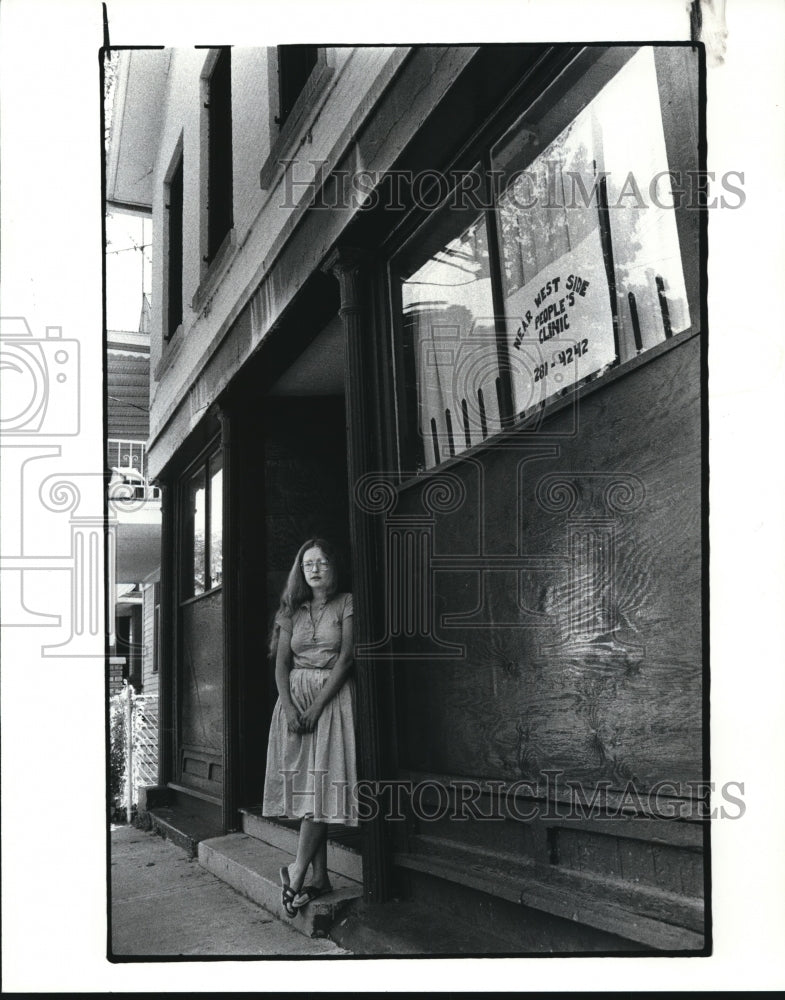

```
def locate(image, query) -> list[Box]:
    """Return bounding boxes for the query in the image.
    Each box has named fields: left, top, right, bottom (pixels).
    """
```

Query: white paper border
left=2, top=0, right=784, bottom=991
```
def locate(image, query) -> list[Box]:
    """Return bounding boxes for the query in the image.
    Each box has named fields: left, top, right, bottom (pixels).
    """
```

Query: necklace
left=308, top=598, right=329, bottom=639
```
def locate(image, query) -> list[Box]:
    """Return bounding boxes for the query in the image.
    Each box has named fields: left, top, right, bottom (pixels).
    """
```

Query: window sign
left=503, top=224, right=615, bottom=416
left=494, top=47, right=691, bottom=417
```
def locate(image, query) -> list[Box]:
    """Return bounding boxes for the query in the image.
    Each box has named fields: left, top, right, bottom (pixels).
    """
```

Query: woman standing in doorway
left=263, top=538, right=357, bottom=916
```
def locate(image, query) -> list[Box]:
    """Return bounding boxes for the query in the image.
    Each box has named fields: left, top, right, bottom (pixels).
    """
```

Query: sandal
left=292, top=884, right=332, bottom=909
left=279, top=865, right=299, bottom=918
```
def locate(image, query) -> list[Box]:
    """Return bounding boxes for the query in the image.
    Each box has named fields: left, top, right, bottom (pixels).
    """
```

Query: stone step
left=240, top=810, right=363, bottom=883
left=199, top=833, right=362, bottom=940
left=148, top=806, right=223, bottom=858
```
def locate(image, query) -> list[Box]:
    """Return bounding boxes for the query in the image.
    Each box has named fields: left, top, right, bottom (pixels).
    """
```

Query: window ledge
left=191, top=227, right=237, bottom=318
left=153, top=322, right=184, bottom=382
left=259, top=55, right=336, bottom=192
left=179, top=583, right=223, bottom=607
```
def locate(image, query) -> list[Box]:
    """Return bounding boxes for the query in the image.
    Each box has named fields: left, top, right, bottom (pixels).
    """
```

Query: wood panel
left=394, top=335, right=702, bottom=793
left=179, top=588, right=224, bottom=798
left=392, top=772, right=705, bottom=948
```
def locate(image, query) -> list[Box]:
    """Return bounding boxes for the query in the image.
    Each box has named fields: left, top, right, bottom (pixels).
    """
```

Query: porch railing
left=110, top=683, right=159, bottom=821
left=107, top=438, right=161, bottom=502
left=108, top=438, right=147, bottom=475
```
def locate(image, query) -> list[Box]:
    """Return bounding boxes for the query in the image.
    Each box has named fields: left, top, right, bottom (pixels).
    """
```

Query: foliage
left=109, top=694, right=127, bottom=803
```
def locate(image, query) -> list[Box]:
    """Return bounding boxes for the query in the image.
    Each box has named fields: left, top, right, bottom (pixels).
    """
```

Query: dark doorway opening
left=235, top=312, right=359, bottom=853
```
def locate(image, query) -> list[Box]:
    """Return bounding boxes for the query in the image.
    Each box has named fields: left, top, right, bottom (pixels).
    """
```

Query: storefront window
left=395, top=183, right=503, bottom=470
left=393, top=46, right=697, bottom=469
left=492, top=47, right=691, bottom=418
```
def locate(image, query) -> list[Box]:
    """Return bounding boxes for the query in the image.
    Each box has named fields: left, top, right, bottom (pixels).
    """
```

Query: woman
left=262, top=538, right=357, bottom=917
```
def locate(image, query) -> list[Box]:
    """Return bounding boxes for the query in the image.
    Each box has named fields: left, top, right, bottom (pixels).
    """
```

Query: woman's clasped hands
left=283, top=701, right=324, bottom=734
left=299, top=700, right=324, bottom=733
left=283, top=703, right=302, bottom=734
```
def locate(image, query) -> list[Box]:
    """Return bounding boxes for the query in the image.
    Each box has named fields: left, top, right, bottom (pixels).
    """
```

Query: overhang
left=106, top=49, right=169, bottom=212
left=115, top=518, right=161, bottom=582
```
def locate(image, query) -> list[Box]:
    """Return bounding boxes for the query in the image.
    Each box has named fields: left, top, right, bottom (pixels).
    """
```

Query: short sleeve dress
left=262, top=592, right=358, bottom=826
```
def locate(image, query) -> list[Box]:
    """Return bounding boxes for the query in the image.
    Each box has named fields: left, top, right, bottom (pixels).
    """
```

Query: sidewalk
left=110, top=825, right=348, bottom=957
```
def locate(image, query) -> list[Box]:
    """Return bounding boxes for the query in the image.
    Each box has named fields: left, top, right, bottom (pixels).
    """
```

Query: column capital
left=321, top=245, right=366, bottom=277
left=322, top=246, right=366, bottom=315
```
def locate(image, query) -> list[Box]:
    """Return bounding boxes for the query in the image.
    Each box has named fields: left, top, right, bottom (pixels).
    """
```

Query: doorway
left=237, top=313, right=357, bottom=850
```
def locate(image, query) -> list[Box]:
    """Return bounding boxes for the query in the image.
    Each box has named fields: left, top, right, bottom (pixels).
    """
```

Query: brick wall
left=109, top=657, right=125, bottom=697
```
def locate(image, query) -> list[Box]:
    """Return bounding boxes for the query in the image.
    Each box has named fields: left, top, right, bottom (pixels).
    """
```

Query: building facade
left=106, top=322, right=161, bottom=696
left=107, top=43, right=705, bottom=951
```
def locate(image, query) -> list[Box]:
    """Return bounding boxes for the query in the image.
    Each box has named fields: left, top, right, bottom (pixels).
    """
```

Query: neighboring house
left=106, top=44, right=705, bottom=951
left=107, top=318, right=161, bottom=697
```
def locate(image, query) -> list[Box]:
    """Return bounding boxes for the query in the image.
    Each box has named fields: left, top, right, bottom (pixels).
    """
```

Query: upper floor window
left=276, top=45, right=318, bottom=127
left=205, top=47, right=233, bottom=265
left=259, top=47, right=334, bottom=191
left=164, top=149, right=183, bottom=339
left=392, top=46, right=698, bottom=473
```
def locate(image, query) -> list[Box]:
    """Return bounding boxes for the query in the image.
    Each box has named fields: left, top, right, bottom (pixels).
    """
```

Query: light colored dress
left=262, top=592, right=358, bottom=826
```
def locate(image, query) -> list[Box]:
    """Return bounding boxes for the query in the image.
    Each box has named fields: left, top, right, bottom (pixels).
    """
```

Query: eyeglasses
left=302, top=558, right=330, bottom=571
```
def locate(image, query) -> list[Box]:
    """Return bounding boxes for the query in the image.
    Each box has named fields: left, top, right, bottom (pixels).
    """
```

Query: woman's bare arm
left=275, top=626, right=301, bottom=733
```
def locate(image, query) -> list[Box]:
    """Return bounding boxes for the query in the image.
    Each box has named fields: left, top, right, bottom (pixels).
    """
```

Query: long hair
left=268, top=537, right=343, bottom=660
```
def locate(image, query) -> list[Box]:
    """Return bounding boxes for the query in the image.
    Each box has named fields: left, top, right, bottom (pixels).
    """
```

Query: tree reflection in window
left=397, top=201, right=502, bottom=470
left=183, top=447, right=222, bottom=598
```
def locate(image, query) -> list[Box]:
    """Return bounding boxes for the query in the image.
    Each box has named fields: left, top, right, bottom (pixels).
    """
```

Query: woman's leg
left=287, top=818, right=328, bottom=892
left=309, top=832, right=332, bottom=890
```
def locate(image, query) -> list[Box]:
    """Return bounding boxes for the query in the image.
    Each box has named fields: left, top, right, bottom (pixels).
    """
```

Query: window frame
left=179, top=439, right=224, bottom=603
left=387, top=44, right=702, bottom=481
left=190, top=47, right=236, bottom=320
left=163, top=139, right=184, bottom=342
left=259, top=47, right=335, bottom=191
left=152, top=582, right=161, bottom=674
left=204, top=46, right=233, bottom=268
left=275, top=44, right=319, bottom=127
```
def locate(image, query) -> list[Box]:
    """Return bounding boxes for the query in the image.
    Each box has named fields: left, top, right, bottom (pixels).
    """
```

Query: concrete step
left=199, top=833, right=362, bottom=940
left=148, top=807, right=223, bottom=858
left=240, top=810, right=363, bottom=883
